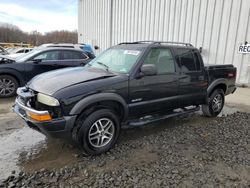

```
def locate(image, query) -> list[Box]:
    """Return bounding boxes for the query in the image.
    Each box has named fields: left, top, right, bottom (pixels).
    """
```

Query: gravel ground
left=1, top=112, right=250, bottom=188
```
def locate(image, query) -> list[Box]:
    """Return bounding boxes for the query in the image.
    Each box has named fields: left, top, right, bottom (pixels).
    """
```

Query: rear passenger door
left=60, top=50, right=90, bottom=67
left=176, top=49, right=207, bottom=106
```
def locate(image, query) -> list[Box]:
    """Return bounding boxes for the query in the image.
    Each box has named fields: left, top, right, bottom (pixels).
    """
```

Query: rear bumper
left=13, top=97, right=76, bottom=139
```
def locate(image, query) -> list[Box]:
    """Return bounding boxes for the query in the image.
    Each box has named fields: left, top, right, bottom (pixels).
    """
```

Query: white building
left=78, top=0, right=250, bottom=85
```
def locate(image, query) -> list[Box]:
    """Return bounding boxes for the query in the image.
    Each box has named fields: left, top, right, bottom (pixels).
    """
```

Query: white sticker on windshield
left=124, top=50, right=140, bottom=56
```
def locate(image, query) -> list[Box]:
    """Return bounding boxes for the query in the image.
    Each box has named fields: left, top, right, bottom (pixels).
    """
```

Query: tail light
left=228, top=72, right=236, bottom=78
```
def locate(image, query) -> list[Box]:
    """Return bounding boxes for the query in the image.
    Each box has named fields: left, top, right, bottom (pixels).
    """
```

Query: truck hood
left=28, top=67, right=116, bottom=95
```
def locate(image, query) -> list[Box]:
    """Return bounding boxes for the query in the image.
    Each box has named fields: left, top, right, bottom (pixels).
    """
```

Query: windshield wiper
left=97, top=61, right=110, bottom=71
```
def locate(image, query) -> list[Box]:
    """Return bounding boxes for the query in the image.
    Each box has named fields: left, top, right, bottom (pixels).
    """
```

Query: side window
left=17, top=50, right=24, bottom=53
left=144, top=48, right=175, bottom=74
left=33, top=51, right=60, bottom=61
left=194, top=52, right=201, bottom=71
left=180, top=53, right=196, bottom=72
left=61, top=51, right=87, bottom=60
left=177, top=49, right=199, bottom=72
left=25, top=49, right=31, bottom=53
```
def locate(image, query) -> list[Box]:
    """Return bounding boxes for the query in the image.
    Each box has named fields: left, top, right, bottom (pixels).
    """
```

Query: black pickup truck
left=14, top=41, right=237, bottom=155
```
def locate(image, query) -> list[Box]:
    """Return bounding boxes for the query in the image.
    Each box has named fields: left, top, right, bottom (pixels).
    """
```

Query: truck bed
left=204, top=64, right=237, bottom=95
left=204, top=64, right=234, bottom=69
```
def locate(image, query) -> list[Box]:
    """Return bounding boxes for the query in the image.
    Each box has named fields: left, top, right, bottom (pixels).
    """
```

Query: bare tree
left=0, top=23, right=77, bottom=46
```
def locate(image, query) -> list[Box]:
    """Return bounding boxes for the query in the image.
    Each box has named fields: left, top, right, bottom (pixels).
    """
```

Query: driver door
left=128, top=47, right=180, bottom=117
left=24, top=50, right=62, bottom=82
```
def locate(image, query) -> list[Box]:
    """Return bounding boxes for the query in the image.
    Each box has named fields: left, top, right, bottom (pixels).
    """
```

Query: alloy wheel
left=88, top=118, right=115, bottom=148
left=212, top=94, right=223, bottom=112
left=0, top=78, right=15, bottom=96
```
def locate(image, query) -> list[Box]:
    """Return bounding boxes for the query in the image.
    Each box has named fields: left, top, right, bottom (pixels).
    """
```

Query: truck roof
left=115, top=41, right=197, bottom=50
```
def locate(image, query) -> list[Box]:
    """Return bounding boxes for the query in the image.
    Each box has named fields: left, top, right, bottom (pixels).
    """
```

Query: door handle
left=179, top=75, right=188, bottom=79
left=198, top=76, right=204, bottom=80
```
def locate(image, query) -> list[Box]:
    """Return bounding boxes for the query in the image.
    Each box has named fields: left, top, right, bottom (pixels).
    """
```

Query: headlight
left=37, top=93, right=60, bottom=106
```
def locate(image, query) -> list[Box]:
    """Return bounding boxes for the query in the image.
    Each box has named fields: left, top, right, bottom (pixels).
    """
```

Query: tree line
left=0, top=23, right=78, bottom=46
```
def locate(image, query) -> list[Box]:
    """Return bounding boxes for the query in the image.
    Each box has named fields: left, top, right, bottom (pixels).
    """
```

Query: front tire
left=0, top=75, right=19, bottom=98
left=73, top=109, right=121, bottom=155
left=202, top=89, right=225, bottom=117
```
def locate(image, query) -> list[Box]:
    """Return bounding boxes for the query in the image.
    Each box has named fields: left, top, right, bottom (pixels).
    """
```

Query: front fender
left=69, top=93, right=128, bottom=121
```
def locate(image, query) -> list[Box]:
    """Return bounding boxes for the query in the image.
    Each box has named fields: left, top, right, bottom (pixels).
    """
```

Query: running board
left=127, top=106, right=200, bottom=127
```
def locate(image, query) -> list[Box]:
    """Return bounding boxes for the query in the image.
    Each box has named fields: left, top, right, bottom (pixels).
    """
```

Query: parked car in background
left=0, top=47, right=94, bottom=97
left=7, top=48, right=33, bottom=59
left=37, top=43, right=98, bottom=58
left=5, top=47, right=16, bottom=53
left=8, top=47, right=33, bottom=54
left=0, top=47, right=8, bottom=55
left=0, top=55, right=15, bottom=64
left=13, top=41, right=237, bottom=155
left=6, top=47, right=22, bottom=53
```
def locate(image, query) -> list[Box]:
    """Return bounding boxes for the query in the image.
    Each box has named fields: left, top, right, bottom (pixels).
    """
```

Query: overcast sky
left=0, top=0, right=77, bottom=33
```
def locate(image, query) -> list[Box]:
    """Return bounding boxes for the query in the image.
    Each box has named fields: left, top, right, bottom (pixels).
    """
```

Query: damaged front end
left=0, top=55, right=15, bottom=64
left=13, top=87, right=76, bottom=138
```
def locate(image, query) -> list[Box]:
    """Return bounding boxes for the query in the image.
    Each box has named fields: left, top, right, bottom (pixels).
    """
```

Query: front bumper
left=13, top=96, right=77, bottom=139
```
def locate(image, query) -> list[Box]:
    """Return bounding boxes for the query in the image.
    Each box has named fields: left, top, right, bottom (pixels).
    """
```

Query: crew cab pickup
left=14, top=41, right=237, bottom=155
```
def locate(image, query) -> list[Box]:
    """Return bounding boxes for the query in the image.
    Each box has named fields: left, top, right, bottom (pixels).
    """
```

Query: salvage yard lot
left=0, top=88, right=250, bottom=187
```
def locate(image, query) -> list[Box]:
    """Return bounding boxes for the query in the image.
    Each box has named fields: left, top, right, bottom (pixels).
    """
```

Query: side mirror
left=94, top=45, right=99, bottom=50
left=140, top=64, right=157, bottom=76
left=32, top=59, right=42, bottom=64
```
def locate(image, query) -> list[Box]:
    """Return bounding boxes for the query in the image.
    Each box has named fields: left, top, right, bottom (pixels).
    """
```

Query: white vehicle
left=0, top=47, right=8, bottom=55
left=9, top=47, right=33, bottom=54
left=7, top=48, right=33, bottom=58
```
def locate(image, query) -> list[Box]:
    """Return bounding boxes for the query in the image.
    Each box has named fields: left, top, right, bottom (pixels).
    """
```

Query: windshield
left=88, top=48, right=141, bottom=74
left=16, top=49, right=42, bottom=63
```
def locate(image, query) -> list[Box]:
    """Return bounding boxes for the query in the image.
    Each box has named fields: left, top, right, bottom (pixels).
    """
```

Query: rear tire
left=202, top=89, right=225, bottom=117
left=72, top=109, right=120, bottom=155
left=0, top=75, right=19, bottom=98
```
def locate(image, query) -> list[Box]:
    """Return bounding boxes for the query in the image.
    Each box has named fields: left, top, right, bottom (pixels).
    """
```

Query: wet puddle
left=0, top=126, right=79, bottom=181
left=0, top=127, right=45, bottom=180
left=21, top=138, right=79, bottom=173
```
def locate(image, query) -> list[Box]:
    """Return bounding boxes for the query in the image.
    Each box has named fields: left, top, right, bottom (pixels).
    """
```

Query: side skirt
left=125, top=105, right=200, bottom=127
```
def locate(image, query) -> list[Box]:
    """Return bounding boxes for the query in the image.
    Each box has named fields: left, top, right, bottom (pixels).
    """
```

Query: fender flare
left=70, top=93, right=128, bottom=121
left=206, top=79, right=228, bottom=104
left=0, top=69, right=25, bottom=86
left=207, top=78, right=228, bottom=95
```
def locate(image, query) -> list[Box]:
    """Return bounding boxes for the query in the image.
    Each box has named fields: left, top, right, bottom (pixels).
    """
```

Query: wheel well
left=77, top=100, right=125, bottom=121
left=209, top=84, right=227, bottom=97
left=0, top=73, right=20, bottom=86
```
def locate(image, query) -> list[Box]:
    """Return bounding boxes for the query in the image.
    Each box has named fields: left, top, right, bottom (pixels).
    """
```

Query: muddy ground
left=0, top=97, right=250, bottom=187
